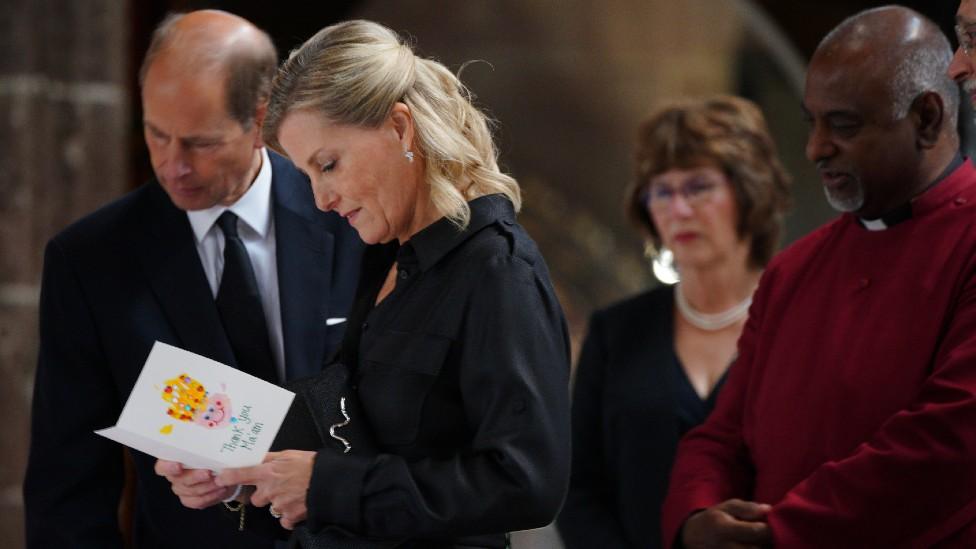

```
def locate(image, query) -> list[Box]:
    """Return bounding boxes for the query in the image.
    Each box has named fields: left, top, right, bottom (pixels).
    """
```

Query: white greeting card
left=96, top=341, right=294, bottom=470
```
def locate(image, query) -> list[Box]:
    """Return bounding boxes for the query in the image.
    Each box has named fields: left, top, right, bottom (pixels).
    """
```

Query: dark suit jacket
left=23, top=151, right=363, bottom=549
left=557, top=285, right=681, bottom=549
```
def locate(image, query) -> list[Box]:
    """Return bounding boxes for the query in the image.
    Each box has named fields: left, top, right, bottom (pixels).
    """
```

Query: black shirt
left=309, top=194, right=572, bottom=547
left=672, top=356, right=727, bottom=438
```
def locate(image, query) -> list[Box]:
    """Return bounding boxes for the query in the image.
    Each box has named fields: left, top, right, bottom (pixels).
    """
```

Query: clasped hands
left=154, top=449, right=316, bottom=530
left=681, top=499, right=772, bottom=549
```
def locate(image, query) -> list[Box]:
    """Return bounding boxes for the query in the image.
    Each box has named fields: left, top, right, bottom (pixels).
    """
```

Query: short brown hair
left=626, top=95, right=791, bottom=268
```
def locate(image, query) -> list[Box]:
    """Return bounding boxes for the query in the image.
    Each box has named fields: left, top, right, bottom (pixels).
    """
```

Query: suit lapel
left=137, top=183, right=236, bottom=366
left=271, top=152, right=334, bottom=381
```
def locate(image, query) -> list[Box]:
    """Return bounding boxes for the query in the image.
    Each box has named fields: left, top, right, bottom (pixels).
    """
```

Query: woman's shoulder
left=580, top=285, right=675, bottom=370
left=456, top=217, right=548, bottom=281
left=594, top=285, right=674, bottom=327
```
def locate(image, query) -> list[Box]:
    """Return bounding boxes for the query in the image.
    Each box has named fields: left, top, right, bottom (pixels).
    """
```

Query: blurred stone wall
left=0, top=0, right=128, bottom=545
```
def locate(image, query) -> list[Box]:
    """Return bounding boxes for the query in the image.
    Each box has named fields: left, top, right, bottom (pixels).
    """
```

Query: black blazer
left=24, top=151, right=364, bottom=549
left=557, top=285, right=682, bottom=549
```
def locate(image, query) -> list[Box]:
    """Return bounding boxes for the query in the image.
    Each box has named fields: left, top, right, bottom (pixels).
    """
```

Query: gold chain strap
left=222, top=500, right=246, bottom=531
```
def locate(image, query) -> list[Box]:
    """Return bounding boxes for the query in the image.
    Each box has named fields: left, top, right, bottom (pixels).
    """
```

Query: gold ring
left=269, top=505, right=282, bottom=519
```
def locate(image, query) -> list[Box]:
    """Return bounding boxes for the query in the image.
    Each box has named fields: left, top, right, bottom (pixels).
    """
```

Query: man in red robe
left=663, top=6, right=976, bottom=548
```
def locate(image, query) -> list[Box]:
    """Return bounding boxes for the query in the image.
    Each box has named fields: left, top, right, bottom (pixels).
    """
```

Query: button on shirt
left=186, top=147, right=285, bottom=379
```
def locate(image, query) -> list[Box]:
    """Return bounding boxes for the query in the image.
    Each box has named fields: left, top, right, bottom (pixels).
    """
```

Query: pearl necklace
left=674, top=283, right=752, bottom=331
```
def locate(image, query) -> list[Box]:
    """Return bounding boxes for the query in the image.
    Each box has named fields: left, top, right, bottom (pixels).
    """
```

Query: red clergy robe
left=662, top=160, right=976, bottom=548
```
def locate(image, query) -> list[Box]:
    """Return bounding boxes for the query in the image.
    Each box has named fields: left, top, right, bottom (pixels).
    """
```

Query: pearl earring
left=404, top=150, right=414, bottom=163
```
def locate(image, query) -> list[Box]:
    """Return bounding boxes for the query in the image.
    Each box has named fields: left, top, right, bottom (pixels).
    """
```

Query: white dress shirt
left=186, top=148, right=285, bottom=381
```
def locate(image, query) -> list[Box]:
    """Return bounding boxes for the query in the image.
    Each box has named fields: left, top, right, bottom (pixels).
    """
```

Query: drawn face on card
left=194, top=392, right=233, bottom=428
left=160, top=374, right=237, bottom=432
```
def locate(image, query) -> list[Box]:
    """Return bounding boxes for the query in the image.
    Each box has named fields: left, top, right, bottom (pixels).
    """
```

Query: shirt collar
left=398, top=194, right=516, bottom=272
left=858, top=202, right=912, bottom=231
left=857, top=150, right=964, bottom=231
left=187, top=147, right=273, bottom=242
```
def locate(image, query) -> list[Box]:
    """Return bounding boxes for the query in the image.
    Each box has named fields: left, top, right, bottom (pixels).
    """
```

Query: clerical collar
left=857, top=151, right=964, bottom=231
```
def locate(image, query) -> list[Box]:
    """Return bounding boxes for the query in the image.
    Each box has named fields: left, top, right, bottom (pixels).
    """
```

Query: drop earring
left=645, top=243, right=679, bottom=284
left=404, top=150, right=414, bottom=163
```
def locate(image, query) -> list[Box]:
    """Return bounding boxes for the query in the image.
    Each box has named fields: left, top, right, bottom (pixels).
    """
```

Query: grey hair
left=264, top=19, right=521, bottom=230
left=891, top=36, right=959, bottom=127
left=138, top=11, right=278, bottom=129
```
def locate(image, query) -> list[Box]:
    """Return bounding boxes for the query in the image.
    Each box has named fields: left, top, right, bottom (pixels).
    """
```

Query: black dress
left=557, top=285, right=727, bottom=549
left=299, top=194, right=572, bottom=548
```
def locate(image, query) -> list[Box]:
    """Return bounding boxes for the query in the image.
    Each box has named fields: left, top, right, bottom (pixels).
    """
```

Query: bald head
left=139, top=10, right=277, bottom=128
left=814, top=5, right=958, bottom=129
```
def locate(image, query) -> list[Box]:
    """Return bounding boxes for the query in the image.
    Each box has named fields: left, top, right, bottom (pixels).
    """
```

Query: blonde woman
left=193, top=20, right=569, bottom=548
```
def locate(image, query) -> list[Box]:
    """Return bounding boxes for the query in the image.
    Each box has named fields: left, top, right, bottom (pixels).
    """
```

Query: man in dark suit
left=23, top=10, right=362, bottom=548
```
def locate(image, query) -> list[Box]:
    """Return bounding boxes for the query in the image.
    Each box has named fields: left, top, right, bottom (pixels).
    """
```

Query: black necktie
left=215, top=211, right=277, bottom=383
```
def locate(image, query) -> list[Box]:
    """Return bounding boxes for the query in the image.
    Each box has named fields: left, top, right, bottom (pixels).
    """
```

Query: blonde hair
left=264, top=20, right=521, bottom=229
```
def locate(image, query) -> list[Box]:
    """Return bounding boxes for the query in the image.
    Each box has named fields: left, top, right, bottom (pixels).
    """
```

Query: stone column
left=0, top=0, right=128, bottom=545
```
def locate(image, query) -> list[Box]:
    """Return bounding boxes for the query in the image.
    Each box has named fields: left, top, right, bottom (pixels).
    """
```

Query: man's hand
left=154, top=459, right=236, bottom=509
left=681, top=499, right=772, bottom=549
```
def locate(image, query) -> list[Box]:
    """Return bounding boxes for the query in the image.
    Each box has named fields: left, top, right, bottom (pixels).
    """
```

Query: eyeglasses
left=956, top=23, right=976, bottom=56
left=640, top=176, right=722, bottom=212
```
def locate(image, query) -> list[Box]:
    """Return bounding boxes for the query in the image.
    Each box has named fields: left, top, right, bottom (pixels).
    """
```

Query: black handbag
left=272, top=362, right=399, bottom=549
left=274, top=361, right=375, bottom=456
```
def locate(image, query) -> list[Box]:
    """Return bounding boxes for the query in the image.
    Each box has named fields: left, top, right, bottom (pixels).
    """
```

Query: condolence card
left=96, top=341, right=294, bottom=470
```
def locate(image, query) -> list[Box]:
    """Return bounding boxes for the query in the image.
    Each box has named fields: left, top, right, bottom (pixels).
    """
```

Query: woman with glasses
left=557, top=96, right=790, bottom=549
